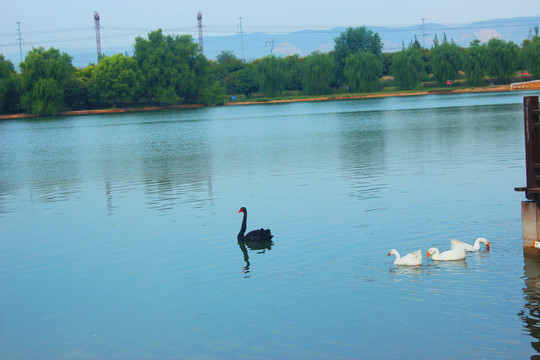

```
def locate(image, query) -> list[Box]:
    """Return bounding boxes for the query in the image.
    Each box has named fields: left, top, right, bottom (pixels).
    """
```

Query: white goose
left=530, top=241, right=540, bottom=249
left=450, top=238, right=490, bottom=251
left=426, top=247, right=466, bottom=261
left=387, top=249, right=422, bottom=266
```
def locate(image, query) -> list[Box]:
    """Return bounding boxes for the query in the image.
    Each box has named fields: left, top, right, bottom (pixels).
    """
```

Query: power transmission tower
left=197, top=11, right=203, bottom=54
left=266, top=37, right=275, bottom=53
left=421, top=18, right=426, bottom=48
left=94, top=11, right=102, bottom=62
left=16, top=22, right=23, bottom=66
left=238, top=17, right=245, bottom=61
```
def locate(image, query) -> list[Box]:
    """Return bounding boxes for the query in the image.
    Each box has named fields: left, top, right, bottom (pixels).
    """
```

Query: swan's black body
left=237, top=207, right=274, bottom=242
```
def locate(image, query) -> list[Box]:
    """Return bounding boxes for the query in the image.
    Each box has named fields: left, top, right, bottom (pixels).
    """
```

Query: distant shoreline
left=1, top=84, right=537, bottom=120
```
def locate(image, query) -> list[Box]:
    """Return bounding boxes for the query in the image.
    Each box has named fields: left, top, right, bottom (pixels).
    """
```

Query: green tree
left=463, top=39, right=487, bottom=86
left=344, top=51, right=383, bottom=92
left=523, top=36, right=540, bottom=78
left=93, top=53, right=143, bottom=107
left=284, top=55, right=304, bottom=91
left=134, top=29, right=209, bottom=104
left=19, top=47, right=75, bottom=115
left=199, top=80, right=226, bottom=106
left=0, top=54, right=19, bottom=114
left=228, top=67, right=258, bottom=97
left=67, top=65, right=101, bottom=109
left=216, top=50, right=244, bottom=80
left=429, top=36, right=462, bottom=86
left=485, top=38, right=519, bottom=83
left=333, top=26, right=383, bottom=83
left=391, top=46, right=425, bottom=90
left=382, top=52, right=394, bottom=76
left=255, top=55, right=291, bottom=96
left=302, top=51, right=335, bottom=95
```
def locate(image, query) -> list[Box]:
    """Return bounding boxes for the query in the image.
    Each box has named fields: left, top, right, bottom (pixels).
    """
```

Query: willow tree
left=429, top=35, right=462, bottom=86
left=0, top=54, right=18, bottom=114
left=333, top=26, right=383, bottom=84
left=302, top=51, right=335, bottom=95
left=485, top=38, right=519, bottom=84
left=134, top=29, right=209, bottom=104
left=19, top=47, right=74, bottom=115
left=463, top=39, right=487, bottom=86
left=524, top=36, right=540, bottom=78
left=255, top=55, right=290, bottom=96
left=93, top=53, right=143, bottom=107
left=344, top=51, right=383, bottom=93
left=391, top=46, right=425, bottom=90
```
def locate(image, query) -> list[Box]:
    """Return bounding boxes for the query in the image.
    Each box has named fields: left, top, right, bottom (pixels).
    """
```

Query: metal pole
left=524, top=96, right=540, bottom=200
left=197, top=11, right=203, bottom=54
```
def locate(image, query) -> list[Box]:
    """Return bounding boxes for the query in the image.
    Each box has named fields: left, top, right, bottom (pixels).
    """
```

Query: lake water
left=1, top=91, right=540, bottom=359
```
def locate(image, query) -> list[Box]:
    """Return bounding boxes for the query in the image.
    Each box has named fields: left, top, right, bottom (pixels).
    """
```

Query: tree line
left=1, top=26, right=540, bottom=116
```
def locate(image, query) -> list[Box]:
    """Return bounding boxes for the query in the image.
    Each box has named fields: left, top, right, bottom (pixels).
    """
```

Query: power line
left=1, top=19, right=537, bottom=50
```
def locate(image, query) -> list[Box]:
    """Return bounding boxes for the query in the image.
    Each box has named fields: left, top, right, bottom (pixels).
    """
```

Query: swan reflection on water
left=238, top=239, right=274, bottom=274
left=520, top=257, right=540, bottom=359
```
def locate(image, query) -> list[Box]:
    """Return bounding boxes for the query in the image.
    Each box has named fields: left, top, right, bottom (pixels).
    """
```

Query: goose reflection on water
left=520, top=257, right=540, bottom=359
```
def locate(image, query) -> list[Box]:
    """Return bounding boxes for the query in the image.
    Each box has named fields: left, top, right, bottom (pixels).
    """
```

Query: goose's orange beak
left=531, top=242, right=536, bottom=248
left=487, top=242, right=490, bottom=251
left=387, top=252, right=391, bottom=256
left=426, top=252, right=431, bottom=258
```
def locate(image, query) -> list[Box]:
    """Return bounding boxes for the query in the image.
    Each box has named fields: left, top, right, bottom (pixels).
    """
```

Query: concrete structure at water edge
left=516, top=96, right=540, bottom=256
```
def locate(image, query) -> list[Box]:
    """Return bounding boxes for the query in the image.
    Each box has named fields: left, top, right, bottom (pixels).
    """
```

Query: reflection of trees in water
left=0, top=114, right=217, bottom=215
left=338, top=112, right=386, bottom=201
left=138, top=122, right=215, bottom=211
left=519, top=257, right=540, bottom=359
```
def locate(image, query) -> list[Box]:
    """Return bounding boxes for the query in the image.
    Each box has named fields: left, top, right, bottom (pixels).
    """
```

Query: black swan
left=237, top=207, right=274, bottom=242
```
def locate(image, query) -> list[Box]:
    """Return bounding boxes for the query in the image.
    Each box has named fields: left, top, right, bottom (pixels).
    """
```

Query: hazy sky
left=1, top=0, right=539, bottom=52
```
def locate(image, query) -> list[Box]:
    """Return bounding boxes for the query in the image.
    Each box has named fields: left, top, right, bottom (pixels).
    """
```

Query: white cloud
left=274, top=42, right=303, bottom=56
left=309, top=43, right=334, bottom=54
left=474, top=29, right=502, bottom=42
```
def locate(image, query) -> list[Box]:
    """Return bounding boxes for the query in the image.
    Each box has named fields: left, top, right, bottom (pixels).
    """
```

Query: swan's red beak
left=387, top=252, right=391, bottom=256
left=487, top=242, right=490, bottom=251
left=238, top=209, right=242, bottom=213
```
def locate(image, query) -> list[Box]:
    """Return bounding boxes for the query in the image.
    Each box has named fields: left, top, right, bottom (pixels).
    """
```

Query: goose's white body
left=450, top=238, right=490, bottom=251
left=427, top=247, right=466, bottom=261
left=387, top=249, right=422, bottom=266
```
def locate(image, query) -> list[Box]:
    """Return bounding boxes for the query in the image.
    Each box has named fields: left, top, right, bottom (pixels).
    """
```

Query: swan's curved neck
left=238, top=210, right=247, bottom=240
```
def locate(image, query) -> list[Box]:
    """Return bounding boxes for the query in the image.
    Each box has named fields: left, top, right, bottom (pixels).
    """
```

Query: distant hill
left=4, top=16, right=539, bottom=68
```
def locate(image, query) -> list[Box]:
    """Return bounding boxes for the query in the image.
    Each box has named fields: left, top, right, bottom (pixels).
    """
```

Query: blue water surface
left=1, top=91, right=540, bottom=359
